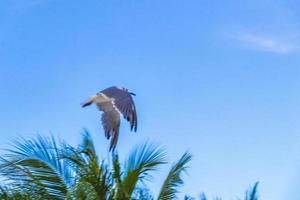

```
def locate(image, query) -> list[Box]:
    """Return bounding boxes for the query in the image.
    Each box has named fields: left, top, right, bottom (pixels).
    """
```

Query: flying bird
left=81, top=86, right=137, bottom=151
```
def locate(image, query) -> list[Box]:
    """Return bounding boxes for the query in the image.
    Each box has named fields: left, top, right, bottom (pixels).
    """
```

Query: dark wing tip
left=130, top=119, right=137, bottom=132
left=133, top=109, right=137, bottom=132
left=134, top=123, right=137, bottom=132
left=109, top=143, right=115, bottom=152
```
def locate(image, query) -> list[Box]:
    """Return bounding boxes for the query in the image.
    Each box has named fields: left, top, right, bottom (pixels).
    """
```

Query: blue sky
left=0, top=0, right=300, bottom=199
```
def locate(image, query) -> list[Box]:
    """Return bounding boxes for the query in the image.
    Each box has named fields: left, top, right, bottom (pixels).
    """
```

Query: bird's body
left=82, top=86, right=137, bottom=151
left=90, top=93, right=115, bottom=111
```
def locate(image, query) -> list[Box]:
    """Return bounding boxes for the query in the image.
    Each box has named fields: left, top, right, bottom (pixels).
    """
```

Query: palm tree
left=0, top=131, right=192, bottom=200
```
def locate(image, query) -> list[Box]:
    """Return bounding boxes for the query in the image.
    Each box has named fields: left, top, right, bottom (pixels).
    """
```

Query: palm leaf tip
left=245, top=182, right=259, bottom=200
left=81, top=129, right=97, bottom=160
left=157, top=151, right=192, bottom=200
left=122, top=141, right=167, bottom=196
left=184, top=195, right=195, bottom=200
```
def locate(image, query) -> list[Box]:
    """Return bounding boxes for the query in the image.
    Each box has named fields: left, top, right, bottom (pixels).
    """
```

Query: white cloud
left=221, top=0, right=300, bottom=54
left=233, top=32, right=298, bottom=54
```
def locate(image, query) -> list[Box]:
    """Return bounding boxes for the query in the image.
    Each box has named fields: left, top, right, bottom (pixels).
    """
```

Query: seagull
left=81, top=86, right=137, bottom=151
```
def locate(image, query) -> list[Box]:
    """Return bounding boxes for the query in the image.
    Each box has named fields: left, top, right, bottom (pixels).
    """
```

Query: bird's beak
left=129, top=92, right=136, bottom=96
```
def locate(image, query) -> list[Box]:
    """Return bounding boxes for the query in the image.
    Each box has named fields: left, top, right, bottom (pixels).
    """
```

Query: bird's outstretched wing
left=101, top=86, right=137, bottom=132
left=96, top=101, right=121, bottom=151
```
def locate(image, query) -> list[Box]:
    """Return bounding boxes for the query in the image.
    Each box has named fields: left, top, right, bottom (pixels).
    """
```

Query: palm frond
left=60, top=131, right=112, bottom=200
left=81, top=129, right=98, bottom=162
left=157, top=151, right=192, bottom=200
left=245, top=182, right=259, bottom=200
left=66, top=181, right=97, bottom=200
left=122, top=142, right=167, bottom=196
left=111, top=153, right=128, bottom=199
left=0, top=135, right=72, bottom=199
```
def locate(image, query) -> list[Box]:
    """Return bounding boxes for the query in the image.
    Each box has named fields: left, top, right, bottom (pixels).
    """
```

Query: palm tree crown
left=0, top=131, right=192, bottom=200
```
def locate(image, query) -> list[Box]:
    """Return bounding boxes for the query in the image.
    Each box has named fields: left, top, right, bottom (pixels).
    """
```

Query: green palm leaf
left=0, top=135, right=72, bottom=199
left=111, top=153, right=127, bottom=199
left=122, top=142, right=167, bottom=197
left=157, top=151, right=192, bottom=200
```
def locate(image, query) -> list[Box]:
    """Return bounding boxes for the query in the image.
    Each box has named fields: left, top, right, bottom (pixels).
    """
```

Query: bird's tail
left=109, top=126, right=120, bottom=152
left=81, top=98, right=94, bottom=108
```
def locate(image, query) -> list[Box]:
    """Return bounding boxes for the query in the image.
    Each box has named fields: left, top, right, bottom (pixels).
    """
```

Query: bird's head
left=120, top=86, right=136, bottom=96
